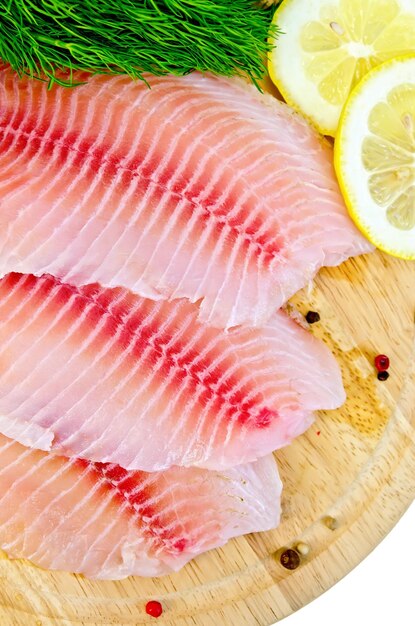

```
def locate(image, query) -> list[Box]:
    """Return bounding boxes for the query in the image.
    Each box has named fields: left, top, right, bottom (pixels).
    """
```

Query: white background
left=272, top=502, right=414, bottom=626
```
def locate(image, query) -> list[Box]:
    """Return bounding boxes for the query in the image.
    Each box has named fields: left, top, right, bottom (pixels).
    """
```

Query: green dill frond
left=0, top=0, right=280, bottom=88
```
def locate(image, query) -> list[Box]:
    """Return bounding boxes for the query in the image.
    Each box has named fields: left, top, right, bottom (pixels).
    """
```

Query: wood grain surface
left=0, top=250, right=413, bottom=626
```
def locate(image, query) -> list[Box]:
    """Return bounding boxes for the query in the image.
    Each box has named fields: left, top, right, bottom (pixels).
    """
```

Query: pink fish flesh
left=0, top=273, right=345, bottom=470
left=0, top=68, right=373, bottom=329
left=0, top=434, right=281, bottom=578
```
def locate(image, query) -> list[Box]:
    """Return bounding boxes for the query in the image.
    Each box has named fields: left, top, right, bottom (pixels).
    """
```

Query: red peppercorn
left=374, top=354, right=390, bottom=372
left=145, top=601, right=163, bottom=618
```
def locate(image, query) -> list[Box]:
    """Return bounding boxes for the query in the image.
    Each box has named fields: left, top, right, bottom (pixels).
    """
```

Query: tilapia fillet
left=0, top=273, right=345, bottom=470
left=0, top=434, right=281, bottom=578
left=0, top=67, right=372, bottom=328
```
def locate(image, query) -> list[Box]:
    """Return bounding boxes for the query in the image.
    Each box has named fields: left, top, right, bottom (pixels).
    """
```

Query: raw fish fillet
left=0, top=68, right=373, bottom=329
left=0, top=434, right=281, bottom=578
left=0, top=273, right=345, bottom=470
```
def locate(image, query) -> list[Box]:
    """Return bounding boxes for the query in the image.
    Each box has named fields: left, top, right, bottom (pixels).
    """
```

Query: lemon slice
left=335, top=56, right=415, bottom=260
left=268, top=0, right=415, bottom=136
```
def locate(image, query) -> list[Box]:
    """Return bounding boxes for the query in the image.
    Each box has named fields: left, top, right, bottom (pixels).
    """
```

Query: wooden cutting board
left=0, top=250, right=413, bottom=626
left=1, top=70, right=415, bottom=624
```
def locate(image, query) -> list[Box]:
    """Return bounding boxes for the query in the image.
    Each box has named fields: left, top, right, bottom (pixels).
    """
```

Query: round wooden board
left=0, top=250, right=413, bottom=626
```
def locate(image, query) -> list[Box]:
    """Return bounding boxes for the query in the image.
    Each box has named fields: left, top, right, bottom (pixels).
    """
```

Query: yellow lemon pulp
left=363, top=84, right=415, bottom=231
left=269, top=0, right=415, bottom=135
left=335, top=56, right=415, bottom=260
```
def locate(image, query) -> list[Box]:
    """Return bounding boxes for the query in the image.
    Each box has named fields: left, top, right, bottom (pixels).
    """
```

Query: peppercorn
left=145, top=601, right=163, bottom=618
left=280, top=549, right=300, bottom=570
left=374, top=354, right=390, bottom=372
left=377, top=370, right=390, bottom=382
left=305, top=311, right=320, bottom=324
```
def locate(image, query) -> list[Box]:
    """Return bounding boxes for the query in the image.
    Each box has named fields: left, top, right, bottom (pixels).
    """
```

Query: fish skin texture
left=0, top=68, right=373, bottom=329
left=0, top=273, right=345, bottom=470
left=0, top=434, right=281, bottom=578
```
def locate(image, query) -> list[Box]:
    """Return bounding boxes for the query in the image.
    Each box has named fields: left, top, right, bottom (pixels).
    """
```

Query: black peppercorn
left=280, top=549, right=300, bottom=570
left=306, top=311, right=320, bottom=324
left=377, top=370, right=390, bottom=381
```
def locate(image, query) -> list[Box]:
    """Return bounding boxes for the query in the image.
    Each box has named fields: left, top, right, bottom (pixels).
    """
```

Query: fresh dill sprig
left=0, top=0, right=279, bottom=88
